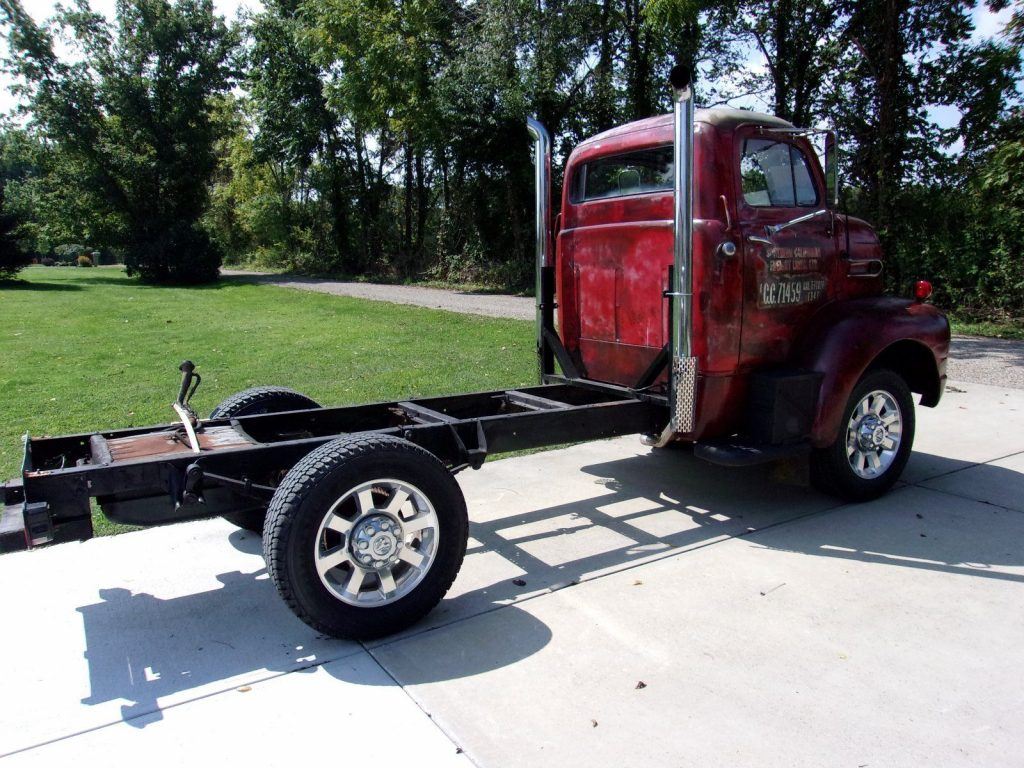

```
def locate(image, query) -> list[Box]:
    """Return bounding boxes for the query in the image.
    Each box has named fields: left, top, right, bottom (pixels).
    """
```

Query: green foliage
left=1, top=0, right=237, bottom=283
left=0, top=208, right=29, bottom=279
left=1, top=0, right=1022, bottom=319
left=0, top=126, right=31, bottom=278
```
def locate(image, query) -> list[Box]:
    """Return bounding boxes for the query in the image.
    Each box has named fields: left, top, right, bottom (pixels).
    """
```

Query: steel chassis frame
left=1, top=380, right=667, bottom=551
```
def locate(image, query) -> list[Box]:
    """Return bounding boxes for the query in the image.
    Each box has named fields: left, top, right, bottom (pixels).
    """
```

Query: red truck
left=0, top=66, right=948, bottom=639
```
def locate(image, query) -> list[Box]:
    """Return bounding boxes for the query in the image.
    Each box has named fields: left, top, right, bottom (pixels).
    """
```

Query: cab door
left=735, top=131, right=836, bottom=367
left=559, top=144, right=676, bottom=386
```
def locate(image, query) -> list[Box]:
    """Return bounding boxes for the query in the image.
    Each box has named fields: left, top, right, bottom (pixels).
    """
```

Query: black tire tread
left=209, top=386, right=322, bottom=533
left=262, top=434, right=467, bottom=639
left=209, top=386, right=320, bottom=419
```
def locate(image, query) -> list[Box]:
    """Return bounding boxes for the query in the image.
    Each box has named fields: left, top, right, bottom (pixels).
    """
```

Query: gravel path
left=221, top=271, right=535, bottom=321
left=946, top=335, right=1024, bottom=389
left=222, top=270, right=1024, bottom=388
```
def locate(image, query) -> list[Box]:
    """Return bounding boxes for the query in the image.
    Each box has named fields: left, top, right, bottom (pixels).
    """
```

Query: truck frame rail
left=1, top=382, right=666, bottom=552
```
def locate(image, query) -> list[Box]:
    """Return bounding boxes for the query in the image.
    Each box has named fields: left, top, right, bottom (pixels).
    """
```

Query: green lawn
left=1, top=267, right=535, bottom=534
left=950, top=318, right=1024, bottom=341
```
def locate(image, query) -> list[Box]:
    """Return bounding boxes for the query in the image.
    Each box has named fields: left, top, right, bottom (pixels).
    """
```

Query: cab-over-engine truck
left=0, top=67, right=949, bottom=639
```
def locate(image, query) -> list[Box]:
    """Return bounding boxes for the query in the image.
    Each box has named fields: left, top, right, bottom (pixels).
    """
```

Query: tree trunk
left=773, top=0, right=792, bottom=121
left=595, top=0, right=615, bottom=131
left=415, top=147, right=427, bottom=258
left=403, top=132, right=413, bottom=269
left=874, top=0, right=908, bottom=253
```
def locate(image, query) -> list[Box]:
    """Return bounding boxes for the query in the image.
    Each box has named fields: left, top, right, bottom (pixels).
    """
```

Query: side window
left=573, top=146, right=673, bottom=202
left=740, top=138, right=819, bottom=207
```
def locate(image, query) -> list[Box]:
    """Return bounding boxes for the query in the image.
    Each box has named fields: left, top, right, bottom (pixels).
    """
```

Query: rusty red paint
left=557, top=111, right=950, bottom=442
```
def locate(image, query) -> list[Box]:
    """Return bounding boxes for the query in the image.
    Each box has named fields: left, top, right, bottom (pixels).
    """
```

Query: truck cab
left=549, top=106, right=949, bottom=495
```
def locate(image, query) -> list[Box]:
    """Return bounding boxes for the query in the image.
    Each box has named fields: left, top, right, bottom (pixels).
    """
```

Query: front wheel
left=810, top=369, right=915, bottom=502
left=263, top=434, right=468, bottom=639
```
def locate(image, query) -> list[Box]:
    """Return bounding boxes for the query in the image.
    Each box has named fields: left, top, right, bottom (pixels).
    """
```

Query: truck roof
left=577, top=108, right=796, bottom=149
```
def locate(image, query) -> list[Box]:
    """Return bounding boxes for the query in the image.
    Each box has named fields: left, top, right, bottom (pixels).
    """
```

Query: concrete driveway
left=1, top=379, right=1022, bottom=766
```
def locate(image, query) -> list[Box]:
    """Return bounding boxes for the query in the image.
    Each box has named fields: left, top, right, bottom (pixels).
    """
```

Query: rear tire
left=210, top=386, right=321, bottom=420
left=263, top=434, right=468, bottom=640
left=209, top=386, right=322, bottom=533
left=810, top=368, right=915, bottom=502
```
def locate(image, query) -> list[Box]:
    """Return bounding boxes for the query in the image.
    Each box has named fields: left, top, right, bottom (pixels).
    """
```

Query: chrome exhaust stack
left=527, top=117, right=553, bottom=379
left=666, top=64, right=698, bottom=438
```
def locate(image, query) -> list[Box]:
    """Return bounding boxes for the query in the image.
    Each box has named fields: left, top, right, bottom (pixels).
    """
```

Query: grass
left=950, top=318, right=1024, bottom=341
left=0, top=266, right=535, bottom=536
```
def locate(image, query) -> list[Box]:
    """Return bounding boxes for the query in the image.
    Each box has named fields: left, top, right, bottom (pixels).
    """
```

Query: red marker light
left=914, top=280, right=933, bottom=302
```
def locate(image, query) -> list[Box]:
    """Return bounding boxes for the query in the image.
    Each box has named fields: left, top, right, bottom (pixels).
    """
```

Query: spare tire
left=210, top=386, right=322, bottom=534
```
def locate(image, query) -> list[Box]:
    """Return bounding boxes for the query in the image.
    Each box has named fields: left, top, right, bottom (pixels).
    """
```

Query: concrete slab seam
left=361, top=641, right=477, bottom=767
left=910, top=448, right=1024, bottom=485
left=908, top=481, right=1024, bottom=515
left=366, top=497, right=854, bottom=655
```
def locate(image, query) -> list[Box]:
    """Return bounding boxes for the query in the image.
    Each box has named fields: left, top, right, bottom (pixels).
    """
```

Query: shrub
left=124, top=224, right=222, bottom=284
left=0, top=208, right=30, bottom=280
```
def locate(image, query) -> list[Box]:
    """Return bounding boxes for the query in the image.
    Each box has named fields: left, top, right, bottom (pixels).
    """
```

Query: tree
left=0, top=126, right=33, bottom=277
left=0, top=146, right=29, bottom=278
left=244, top=0, right=362, bottom=272
left=0, top=0, right=237, bottom=283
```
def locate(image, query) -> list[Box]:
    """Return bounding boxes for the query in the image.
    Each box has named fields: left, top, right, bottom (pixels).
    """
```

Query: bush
left=0, top=212, right=30, bottom=280
left=54, top=243, right=87, bottom=260
left=124, top=224, right=222, bottom=284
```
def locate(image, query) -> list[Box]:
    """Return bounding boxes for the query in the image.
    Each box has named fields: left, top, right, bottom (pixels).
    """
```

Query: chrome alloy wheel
left=846, top=389, right=903, bottom=479
left=313, top=479, right=439, bottom=606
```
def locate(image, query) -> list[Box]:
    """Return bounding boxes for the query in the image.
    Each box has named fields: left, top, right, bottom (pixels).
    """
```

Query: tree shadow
left=950, top=336, right=1024, bottom=367
left=67, top=274, right=241, bottom=290
left=73, top=448, right=1023, bottom=718
left=0, top=279, right=81, bottom=292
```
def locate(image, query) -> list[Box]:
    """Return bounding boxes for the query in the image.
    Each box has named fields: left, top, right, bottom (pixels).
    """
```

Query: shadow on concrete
left=75, top=530, right=550, bottom=725
left=75, top=449, right=1023, bottom=711
left=951, top=336, right=1024, bottom=361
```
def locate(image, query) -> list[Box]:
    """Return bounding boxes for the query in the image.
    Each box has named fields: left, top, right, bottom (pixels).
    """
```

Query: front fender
left=796, top=298, right=950, bottom=447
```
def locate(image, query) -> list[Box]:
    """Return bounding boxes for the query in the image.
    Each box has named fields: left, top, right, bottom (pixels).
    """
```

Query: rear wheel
left=210, top=386, right=321, bottom=420
left=209, top=386, right=321, bottom=533
left=263, top=434, right=468, bottom=639
left=810, top=368, right=915, bottom=501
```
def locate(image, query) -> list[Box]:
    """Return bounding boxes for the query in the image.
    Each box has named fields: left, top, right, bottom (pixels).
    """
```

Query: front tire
left=810, top=368, right=915, bottom=502
left=263, top=434, right=468, bottom=639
